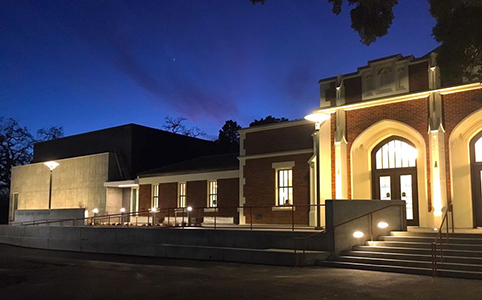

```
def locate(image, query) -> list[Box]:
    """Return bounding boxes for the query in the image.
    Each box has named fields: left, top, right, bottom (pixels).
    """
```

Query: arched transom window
left=375, top=139, right=417, bottom=169
left=475, top=136, right=482, bottom=162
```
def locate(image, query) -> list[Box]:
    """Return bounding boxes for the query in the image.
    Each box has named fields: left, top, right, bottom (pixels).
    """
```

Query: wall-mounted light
left=304, top=113, right=331, bottom=124
left=353, top=231, right=364, bottom=238
left=378, top=221, right=389, bottom=229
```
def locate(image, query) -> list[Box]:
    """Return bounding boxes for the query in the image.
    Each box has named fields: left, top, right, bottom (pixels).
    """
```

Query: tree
left=162, top=116, right=207, bottom=138
left=249, top=115, right=289, bottom=127
left=250, top=0, right=482, bottom=83
left=0, top=117, right=63, bottom=224
left=36, top=126, right=64, bottom=142
left=216, top=120, right=241, bottom=153
left=430, top=0, right=482, bottom=84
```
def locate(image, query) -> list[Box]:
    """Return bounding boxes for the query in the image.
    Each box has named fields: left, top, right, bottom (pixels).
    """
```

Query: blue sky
left=0, top=0, right=439, bottom=139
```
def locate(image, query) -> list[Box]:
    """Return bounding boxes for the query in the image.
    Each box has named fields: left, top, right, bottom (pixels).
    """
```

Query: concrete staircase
left=322, top=231, right=482, bottom=279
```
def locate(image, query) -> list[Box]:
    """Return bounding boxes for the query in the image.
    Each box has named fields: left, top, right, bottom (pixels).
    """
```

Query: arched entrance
left=471, top=131, right=482, bottom=227
left=372, top=137, right=419, bottom=226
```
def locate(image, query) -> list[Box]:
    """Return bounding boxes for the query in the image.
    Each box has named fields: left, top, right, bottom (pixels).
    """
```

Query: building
left=9, top=124, right=220, bottom=220
left=239, top=51, right=482, bottom=229
left=10, top=50, right=482, bottom=229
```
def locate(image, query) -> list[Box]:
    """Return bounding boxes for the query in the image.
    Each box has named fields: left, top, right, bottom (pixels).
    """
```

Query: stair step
left=338, top=256, right=482, bottom=272
left=367, top=240, right=482, bottom=251
left=354, top=245, right=482, bottom=257
left=343, top=250, right=482, bottom=265
left=391, top=231, right=482, bottom=239
left=381, top=235, right=482, bottom=244
left=320, top=261, right=482, bottom=280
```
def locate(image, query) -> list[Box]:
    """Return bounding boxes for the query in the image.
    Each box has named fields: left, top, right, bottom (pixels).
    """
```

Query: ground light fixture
left=43, top=161, right=59, bottom=209
left=353, top=231, right=364, bottom=238
left=377, top=221, right=389, bottom=229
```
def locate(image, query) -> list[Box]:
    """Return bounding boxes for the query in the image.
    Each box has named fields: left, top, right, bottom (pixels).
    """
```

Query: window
left=178, top=183, right=186, bottom=208
left=152, top=185, right=159, bottom=208
left=208, top=181, right=218, bottom=207
left=277, top=169, right=293, bottom=206
left=375, top=139, right=416, bottom=169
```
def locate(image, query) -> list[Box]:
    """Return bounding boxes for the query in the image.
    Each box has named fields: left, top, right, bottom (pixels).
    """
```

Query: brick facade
left=409, top=61, right=429, bottom=92
left=344, top=97, right=431, bottom=202
left=243, top=153, right=312, bottom=224
left=138, top=184, right=151, bottom=212
left=244, top=123, right=313, bottom=156
left=159, top=182, right=177, bottom=209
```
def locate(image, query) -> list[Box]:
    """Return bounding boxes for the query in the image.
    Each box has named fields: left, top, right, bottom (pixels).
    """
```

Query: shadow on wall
left=0, top=193, right=9, bottom=224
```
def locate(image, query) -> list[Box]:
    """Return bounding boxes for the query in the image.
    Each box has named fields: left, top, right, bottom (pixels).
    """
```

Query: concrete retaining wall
left=0, top=225, right=331, bottom=265
left=14, top=208, right=86, bottom=224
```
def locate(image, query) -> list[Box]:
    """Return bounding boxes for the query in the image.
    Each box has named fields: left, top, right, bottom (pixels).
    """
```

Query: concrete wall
left=10, top=153, right=111, bottom=220
left=326, top=200, right=407, bottom=255
left=13, top=209, right=86, bottom=224
left=0, top=225, right=331, bottom=265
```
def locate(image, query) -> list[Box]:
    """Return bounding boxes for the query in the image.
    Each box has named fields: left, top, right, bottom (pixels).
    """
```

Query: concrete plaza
left=0, top=244, right=481, bottom=300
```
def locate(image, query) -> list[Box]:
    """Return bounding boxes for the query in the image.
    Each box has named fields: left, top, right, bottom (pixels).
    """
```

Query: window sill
left=204, top=208, right=218, bottom=213
left=272, top=206, right=296, bottom=212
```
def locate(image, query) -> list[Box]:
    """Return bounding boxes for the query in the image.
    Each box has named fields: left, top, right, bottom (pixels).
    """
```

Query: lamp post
left=187, top=206, right=193, bottom=226
left=304, top=112, right=330, bottom=229
left=120, top=207, right=126, bottom=225
left=43, top=161, right=59, bottom=209
left=151, top=207, right=157, bottom=226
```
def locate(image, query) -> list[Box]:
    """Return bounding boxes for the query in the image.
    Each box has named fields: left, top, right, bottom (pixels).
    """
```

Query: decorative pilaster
left=428, top=91, right=447, bottom=226
left=334, top=109, right=348, bottom=199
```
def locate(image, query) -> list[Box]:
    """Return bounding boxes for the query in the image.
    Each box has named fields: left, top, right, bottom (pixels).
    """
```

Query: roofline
left=238, top=119, right=311, bottom=134
left=34, top=123, right=213, bottom=147
left=139, top=166, right=239, bottom=178
left=317, top=52, right=431, bottom=84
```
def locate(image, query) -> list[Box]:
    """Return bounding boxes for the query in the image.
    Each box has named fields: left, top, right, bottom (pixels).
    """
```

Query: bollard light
left=353, top=231, right=364, bottom=238
left=377, top=221, right=389, bottom=229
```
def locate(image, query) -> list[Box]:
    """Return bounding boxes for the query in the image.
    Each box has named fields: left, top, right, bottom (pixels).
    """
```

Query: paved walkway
left=0, top=243, right=481, bottom=300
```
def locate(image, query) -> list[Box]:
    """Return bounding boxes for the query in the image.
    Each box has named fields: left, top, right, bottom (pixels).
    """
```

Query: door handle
left=402, top=192, right=406, bottom=197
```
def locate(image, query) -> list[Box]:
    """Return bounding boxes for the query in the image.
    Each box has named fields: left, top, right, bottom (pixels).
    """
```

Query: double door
left=373, top=169, right=419, bottom=226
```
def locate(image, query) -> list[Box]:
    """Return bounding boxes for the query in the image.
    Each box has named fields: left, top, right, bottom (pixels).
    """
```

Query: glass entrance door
left=372, top=137, right=419, bottom=226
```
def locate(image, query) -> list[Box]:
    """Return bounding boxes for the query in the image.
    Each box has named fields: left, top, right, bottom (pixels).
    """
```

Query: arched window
left=379, top=68, right=392, bottom=87
left=375, top=139, right=417, bottom=169
left=475, top=136, right=482, bottom=162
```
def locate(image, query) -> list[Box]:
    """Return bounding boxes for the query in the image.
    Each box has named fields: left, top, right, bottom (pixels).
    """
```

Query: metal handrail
left=14, top=204, right=326, bottom=231
left=432, top=203, right=454, bottom=278
left=293, top=202, right=405, bottom=267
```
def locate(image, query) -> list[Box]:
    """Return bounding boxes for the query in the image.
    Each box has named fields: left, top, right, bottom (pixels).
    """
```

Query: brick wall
left=409, top=61, right=429, bottom=92
left=187, top=180, right=207, bottom=208
left=443, top=89, right=482, bottom=202
left=159, top=182, right=177, bottom=209
left=344, top=97, right=431, bottom=202
left=243, top=153, right=312, bottom=224
left=244, top=123, right=313, bottom=156
left=138, top=184, right=151, bottom=212
left=216, top=178, right=239, bottom=219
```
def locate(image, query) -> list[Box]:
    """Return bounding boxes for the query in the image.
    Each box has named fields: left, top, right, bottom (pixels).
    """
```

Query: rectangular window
left=208, top=181, right=218, bottom=207
left=152, top=185, right=159, bottom=208
left=277, top=169, right=293, bottom=206
left=178, top=183, right=186, bottom=208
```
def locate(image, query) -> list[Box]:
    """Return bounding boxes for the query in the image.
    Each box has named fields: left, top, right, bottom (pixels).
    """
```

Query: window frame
left=152, top=184, right=159, bottom=208
left=276, top=168, right=293, bottom=206
left=207, top=180, right=218, bottom=208
left=178, top=182, right=186, bottom=208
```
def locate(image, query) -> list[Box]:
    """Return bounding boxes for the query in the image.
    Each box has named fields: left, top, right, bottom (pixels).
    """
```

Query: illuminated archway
left=351, top=120, right=428, bottom=227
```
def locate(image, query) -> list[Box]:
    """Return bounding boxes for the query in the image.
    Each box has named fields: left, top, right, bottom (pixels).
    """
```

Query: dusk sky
left=1, top=0, right=439, bottom=140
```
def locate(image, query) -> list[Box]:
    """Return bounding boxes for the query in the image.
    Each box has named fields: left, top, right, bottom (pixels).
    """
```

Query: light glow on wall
left=377, top=221, right=389, bottom=229
left=44, top=161, right=59, bottom=171
left=353, top=231, right=364, bottom=238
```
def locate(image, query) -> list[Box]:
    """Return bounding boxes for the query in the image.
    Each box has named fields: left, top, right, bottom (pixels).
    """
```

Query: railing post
left=182, top=209, right=185, bottom=229
left=250, top=207, right=253, bottom=230
left=369, top=213, right=373, bottom=241
left=291, top=205, right=294, bottom=231
left=451, top=204, right=455, bottom=233
left=168, top=209, right=170, bottom=227
left=214, top=209, right=217, bottom=230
